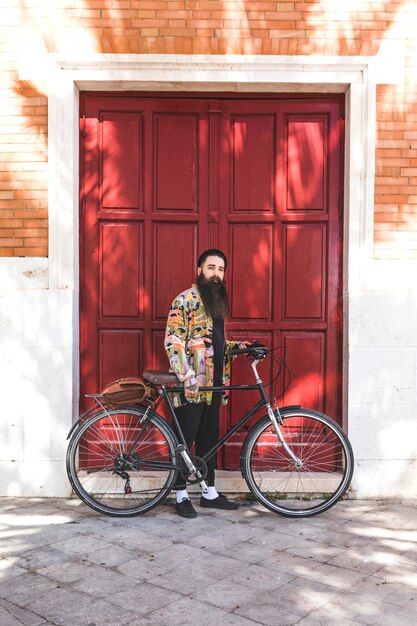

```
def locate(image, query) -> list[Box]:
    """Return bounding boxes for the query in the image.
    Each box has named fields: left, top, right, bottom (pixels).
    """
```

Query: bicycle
left=66, top=343, right=354, bottom=518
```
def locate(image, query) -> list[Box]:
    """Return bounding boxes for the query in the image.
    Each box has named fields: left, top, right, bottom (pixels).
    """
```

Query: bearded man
left=164, top=249, right=249, bottom=519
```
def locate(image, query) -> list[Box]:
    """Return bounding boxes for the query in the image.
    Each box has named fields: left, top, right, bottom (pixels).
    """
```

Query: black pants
left=173, top=394, right=221, bottom=490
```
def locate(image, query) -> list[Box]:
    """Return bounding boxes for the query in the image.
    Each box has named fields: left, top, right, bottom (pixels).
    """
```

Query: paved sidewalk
left=0, top=497, right=416, bottom=626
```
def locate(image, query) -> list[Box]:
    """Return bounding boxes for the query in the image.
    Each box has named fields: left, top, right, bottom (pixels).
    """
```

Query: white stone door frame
left=42, top=51, right=400, bottom=428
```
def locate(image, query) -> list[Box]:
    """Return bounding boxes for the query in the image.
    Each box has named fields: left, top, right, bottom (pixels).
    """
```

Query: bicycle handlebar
left=229, top=341, right=268, bottom=359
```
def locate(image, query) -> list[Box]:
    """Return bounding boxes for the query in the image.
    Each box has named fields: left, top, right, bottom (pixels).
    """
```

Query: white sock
left=202, top=486, right=219, bottom=500
left=176, top=489, right=189, bottom=503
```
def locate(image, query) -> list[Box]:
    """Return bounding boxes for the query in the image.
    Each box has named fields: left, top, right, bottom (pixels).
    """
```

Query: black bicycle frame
left=135, top=380, right=271, bottom=470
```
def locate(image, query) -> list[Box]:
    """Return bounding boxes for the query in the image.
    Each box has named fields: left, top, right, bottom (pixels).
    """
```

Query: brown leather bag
left=101, top=377, right=155, bottom=409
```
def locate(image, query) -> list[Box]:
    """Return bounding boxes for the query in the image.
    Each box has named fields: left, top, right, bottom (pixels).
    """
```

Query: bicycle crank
left=179, top=455, right=208, bottom=484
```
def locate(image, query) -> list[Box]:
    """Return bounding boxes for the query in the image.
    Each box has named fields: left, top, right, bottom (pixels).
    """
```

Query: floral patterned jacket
left=164, top=284, right=236, bottom=407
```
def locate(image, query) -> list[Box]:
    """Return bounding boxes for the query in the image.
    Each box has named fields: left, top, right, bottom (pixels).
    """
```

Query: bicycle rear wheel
left=66, top=407, right=178, bottom=517
left=241, top=408, right=354, bottom=517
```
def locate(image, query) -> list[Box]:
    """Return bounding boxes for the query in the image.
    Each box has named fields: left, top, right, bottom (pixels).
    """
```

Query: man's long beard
left=197, top=274, right=230, bottom=320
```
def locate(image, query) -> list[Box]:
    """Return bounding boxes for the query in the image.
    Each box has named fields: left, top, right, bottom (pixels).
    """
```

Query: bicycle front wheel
left=241, top=408, right=354, bottom=517
left=66, top=407, right=178, bottom=517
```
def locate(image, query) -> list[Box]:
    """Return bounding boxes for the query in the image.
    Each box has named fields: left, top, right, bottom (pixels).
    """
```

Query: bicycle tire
left=241, top=408, right=354, bottom=518
left=66, top=406, right=179, bottom=517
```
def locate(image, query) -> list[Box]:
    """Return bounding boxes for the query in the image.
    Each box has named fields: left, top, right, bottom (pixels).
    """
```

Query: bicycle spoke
left=242, top=409, right=354, bottom=517
left=67, top=408, right=178, bottom=517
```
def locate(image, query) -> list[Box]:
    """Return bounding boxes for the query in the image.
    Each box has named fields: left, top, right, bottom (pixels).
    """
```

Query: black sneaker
left=199, top=493, right=239, bottom=510
left=175, top=498, right=197, bottom=519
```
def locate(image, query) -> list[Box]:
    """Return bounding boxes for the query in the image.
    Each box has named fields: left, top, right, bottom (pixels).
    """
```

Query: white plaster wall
left=0, top=260, right=74, bottom=496
left=349, top=274, right=417, bottom=498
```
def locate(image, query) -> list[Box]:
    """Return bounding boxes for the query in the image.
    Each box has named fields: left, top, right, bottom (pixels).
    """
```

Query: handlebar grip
left=229, top=342, right=268, bottom=357
left=229, top=346, right=253, bottom=356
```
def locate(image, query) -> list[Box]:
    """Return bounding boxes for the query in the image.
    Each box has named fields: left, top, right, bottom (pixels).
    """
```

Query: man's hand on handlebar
left=229, top=340, right=268, bottom=358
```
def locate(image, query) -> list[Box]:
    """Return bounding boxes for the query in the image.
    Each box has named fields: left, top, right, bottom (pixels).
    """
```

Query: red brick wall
left=1, top=0, right=416, bottom=258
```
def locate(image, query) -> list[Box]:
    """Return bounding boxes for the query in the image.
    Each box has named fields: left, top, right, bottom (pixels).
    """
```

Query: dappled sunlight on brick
left=0, top=0, right=416, bottom=257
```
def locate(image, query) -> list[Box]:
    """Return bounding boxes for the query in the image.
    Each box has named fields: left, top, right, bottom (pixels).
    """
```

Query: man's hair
left=197, top=248, right=227, bottom=270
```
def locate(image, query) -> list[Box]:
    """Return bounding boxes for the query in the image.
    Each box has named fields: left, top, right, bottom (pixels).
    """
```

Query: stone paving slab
left=0, top=497, right=417, bottom=625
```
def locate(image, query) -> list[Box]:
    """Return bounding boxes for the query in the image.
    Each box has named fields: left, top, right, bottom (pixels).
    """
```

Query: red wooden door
left=80, top=94, right=343, bottom=470
left=216, top=98, right=343, bottom=467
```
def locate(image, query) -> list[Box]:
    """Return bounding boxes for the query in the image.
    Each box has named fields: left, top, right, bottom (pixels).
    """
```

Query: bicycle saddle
left=142, top=370, right=178, bottom=385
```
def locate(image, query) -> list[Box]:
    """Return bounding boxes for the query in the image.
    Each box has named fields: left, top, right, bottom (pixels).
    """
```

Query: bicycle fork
left=267, top=405, right=302, bottom=468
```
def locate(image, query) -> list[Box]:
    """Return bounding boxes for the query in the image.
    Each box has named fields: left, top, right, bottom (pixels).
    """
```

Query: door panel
left=282, top=332, right=325, bottom=411
left=286, top=116, right=326, bottom=211
left=101, top=113, right=143, bottom=211
left=154, top=113, right=199, bottom=211
left=220, top=330, right=273, bottom=469
left=153, top=223, right=197, bottom=320
left=231, top=114, right=275, bottom=212
left=283, top=223, right=326, bottom=320
left=100, top=222, right=143, bottom=319
left=99, top=330, right=143, bottom=391
left=229, top=224, right=273, bottom=321
left=80, top=93, right=344, bottom=470
left=227, top=330, right=273, bottom=427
